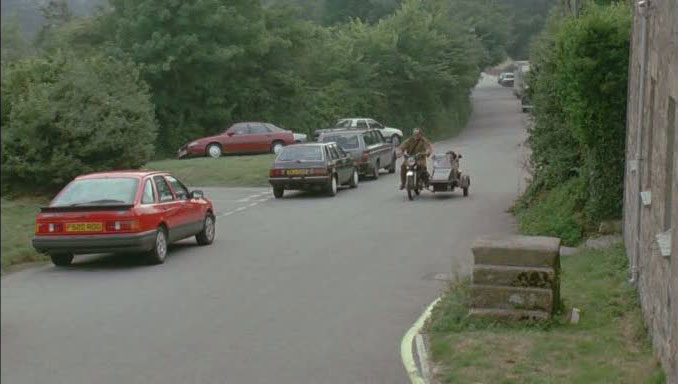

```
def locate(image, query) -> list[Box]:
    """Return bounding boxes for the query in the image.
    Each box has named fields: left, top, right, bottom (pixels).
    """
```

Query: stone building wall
left=623, top=0, right=678, bottom=381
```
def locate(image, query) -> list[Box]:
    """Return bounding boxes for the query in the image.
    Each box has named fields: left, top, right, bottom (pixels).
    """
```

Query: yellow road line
left=400, top=297, right=441, bottom=384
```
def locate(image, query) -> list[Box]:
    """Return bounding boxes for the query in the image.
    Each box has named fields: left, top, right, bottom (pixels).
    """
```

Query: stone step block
left=472, top=235, right=561, bottom=268
left=473, top=265, right=556, bottom=289
left=471, top=285, right=554, bottom=313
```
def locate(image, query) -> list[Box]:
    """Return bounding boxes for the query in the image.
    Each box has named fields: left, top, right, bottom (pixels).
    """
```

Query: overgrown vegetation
left=1, top=198, right=49, bottom=268
left=426, top=244, right=666, bottom=383
left=1, top=52, right=158, bottom=194
left=514, top=2, right=631, bottom=242
left=1, top=0, right=555, bottom=196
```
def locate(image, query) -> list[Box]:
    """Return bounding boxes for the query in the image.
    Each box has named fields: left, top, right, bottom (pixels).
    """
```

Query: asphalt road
left=1, top=77, right=528, bottom=384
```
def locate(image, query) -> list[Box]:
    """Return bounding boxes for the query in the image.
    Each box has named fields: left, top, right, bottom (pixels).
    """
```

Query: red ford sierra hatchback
left=32, top=171, right=216, bottom=266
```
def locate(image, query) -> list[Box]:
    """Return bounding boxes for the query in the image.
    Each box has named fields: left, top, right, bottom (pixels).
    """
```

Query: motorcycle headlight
left=407, top=158, right=416, bottom=166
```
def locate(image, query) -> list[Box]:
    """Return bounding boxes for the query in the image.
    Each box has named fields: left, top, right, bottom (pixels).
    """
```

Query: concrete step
left=473, top=265, right=556, bottom=289
left=472, top=235, right=561, bottom=268
left=471, top=284, right=554, bottom=313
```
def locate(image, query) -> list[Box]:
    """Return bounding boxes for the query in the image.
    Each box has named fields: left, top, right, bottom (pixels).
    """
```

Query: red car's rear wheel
left=51, top=253, right=73, bottom=266
left=147, top=227, right=168, bottom=264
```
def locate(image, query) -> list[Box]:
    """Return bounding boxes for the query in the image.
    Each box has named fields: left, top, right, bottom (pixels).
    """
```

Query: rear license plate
left=65, top=222, right=102, bottom=232
left=286, top=169, right=309, bottom=176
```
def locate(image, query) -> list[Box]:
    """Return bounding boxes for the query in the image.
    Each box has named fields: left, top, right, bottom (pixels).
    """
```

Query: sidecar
left=428, top=153, right=470, bottom=196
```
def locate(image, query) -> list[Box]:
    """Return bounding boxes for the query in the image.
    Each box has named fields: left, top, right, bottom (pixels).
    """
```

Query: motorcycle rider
left=398, top=127, right=432, bottom=190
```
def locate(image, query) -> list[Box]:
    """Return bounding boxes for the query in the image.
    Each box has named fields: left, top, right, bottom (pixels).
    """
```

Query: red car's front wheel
left=196, top=215, right=215, bottom=245
left=206, top=143, right=222, bottom=158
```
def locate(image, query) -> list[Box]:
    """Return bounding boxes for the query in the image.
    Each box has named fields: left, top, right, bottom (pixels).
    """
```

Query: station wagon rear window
left=321, top=134, right=360, bottom=149
left=51, top=178, right=139, bottom=207
left=277, top=146, right=324, bottom=161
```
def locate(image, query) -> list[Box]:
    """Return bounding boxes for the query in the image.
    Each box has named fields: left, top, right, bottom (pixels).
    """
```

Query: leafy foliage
left=518, top=2, right=631, bottom=238
left=59, top=0, right=505, bottom=154
left=1, top=0, right=523, bottom=191
left=1, top=13, right=34, bottom=62
left=1, top=53, right=157, bottom=193
left=506, top=0, right=556, bottom=60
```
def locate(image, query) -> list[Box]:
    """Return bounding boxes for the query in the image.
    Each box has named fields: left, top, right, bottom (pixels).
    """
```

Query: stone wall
left=623, top=0, right=678, bottom=381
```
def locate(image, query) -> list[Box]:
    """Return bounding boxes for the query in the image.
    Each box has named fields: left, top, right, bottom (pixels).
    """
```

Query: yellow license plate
left=286, top=169, right=309, bottom=176
left=65, top=222, right=102, bottom=232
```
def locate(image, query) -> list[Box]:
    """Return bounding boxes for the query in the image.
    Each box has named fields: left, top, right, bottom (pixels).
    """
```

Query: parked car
left=178, top=122, right=301, bottom=158
left=268, top=143, right=359, bottom=198
left=313, top=118, right=403, bottom=146
left=513, top=61, right=530, bottom=98
left=32, top=171, right=215, bottom=266
left=318, top=129, right=396, bottom=179
left=521, top=94, right=533, bottom=113
left=500, top=73, right=514, bottom=87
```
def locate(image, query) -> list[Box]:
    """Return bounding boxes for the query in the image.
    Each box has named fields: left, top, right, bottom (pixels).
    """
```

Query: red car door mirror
left=189, top=190, right=204, bottom=199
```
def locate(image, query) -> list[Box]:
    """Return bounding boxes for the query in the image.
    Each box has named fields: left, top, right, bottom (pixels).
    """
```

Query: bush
left=520, top=2, right=631, bottom=236
left=514, top=177, right=586, bottom=246
left=1, top=52, right=158, bottom=194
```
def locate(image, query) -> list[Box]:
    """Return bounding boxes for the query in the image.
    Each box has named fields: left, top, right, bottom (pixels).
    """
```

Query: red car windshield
left=51, top=178, right=139, bottom=206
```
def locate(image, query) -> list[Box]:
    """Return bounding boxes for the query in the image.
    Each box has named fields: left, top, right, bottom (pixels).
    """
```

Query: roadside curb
left=401, top=297, right=441, bottom=384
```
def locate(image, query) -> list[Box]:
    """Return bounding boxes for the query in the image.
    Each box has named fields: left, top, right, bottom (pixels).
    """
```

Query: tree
left=1, top=13, right=34, bottom=62
left=1, top=52, right=158, bottom=193
left=323, top=0, right=401, bottom=24
left=35, top=0, right=73, bottom=48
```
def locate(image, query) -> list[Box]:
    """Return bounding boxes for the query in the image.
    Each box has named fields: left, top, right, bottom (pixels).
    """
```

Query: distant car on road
left=178, top=122, right=303, bottom=158
left=318, top=129, right=396, bottom=179
left=500, top=73, right=514, bottom=87
left=32, top=171, right=215, bottom=266
left=313, top=118, right=403, bottom=146
left=268, top=143, right=359, bottom=198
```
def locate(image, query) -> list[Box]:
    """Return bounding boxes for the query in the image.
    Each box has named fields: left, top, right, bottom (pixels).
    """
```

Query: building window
left=644, top=78, right=656, bottom=189
left=665, top=97, right=676, bottom=231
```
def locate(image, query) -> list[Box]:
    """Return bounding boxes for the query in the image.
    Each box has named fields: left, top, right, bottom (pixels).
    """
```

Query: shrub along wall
left=516, top=2, right=631, bottom=238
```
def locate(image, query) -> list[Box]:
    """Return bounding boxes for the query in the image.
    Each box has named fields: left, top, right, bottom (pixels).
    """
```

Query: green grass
left=512, top=178, right=586, bottom=246
left=1, top=198, right=49, bottom=268
left=425, top=243, right=666, bottom=384
left=143, top=154, right=275, bottom=187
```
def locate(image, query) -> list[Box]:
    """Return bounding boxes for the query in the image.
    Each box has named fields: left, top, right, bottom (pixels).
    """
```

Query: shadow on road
left=40, top=242, right=202, bottom=272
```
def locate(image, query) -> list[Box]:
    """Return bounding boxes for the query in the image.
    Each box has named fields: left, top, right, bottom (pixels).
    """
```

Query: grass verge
left=144, top=154, right=275, bottom=187
left=1, top=198, right=49, bottom=268
left=425, top=243, right=666, bottom=384
left=511, top=177, right=586, bottom=246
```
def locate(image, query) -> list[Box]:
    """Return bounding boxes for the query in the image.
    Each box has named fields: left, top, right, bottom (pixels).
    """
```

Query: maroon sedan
left=177, top=122, right=303, bottom=158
